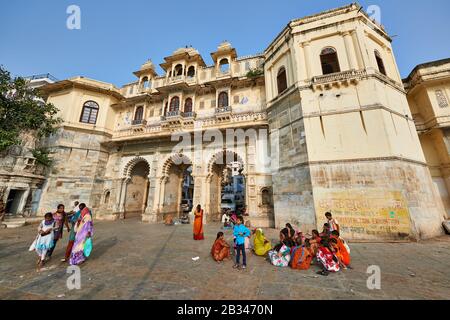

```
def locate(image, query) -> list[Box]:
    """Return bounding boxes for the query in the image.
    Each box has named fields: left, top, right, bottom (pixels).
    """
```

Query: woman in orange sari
left=211, top=232, right=230, bottom=262
left=193, top=204, right=204, bottom=240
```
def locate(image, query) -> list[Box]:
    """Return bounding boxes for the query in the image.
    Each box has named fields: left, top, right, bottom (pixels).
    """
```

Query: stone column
left=343, top=31, right=358, bottom=70
left=303, top=42, right=312, bottom=79
left=351, top=30, right=363, bottom=70
left=17, top=188, right=30, bottom=216
left=295, top=44, right=309, bottom=82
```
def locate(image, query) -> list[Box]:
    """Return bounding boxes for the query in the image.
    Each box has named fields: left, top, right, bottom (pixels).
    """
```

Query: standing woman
left=70, top=204, right=94, bottom=266
left=61, top=203, right=82, bottom=262
left=47, top=204, right=69, bottom=259
left=193, top=204, right=204, bottom=240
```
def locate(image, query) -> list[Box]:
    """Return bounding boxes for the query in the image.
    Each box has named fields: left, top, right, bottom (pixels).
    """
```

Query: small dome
left=217, top=41, right=232, bottom=51
left=140, top=59, right=154, bottom=70
left=173, top=47, right=199, bottom=56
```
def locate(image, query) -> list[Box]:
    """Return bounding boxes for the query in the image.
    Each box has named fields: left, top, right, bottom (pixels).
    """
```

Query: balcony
left=215, top=105, right=232, bottom=121
left=161, top=110, right=182, bottom=126
left=132, top=119, right=146, bottom=126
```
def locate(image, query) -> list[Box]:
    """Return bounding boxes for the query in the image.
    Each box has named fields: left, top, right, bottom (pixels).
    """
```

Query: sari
left=193, top=209, right=204, bottom=240
left=253, top=228, right=272, bottom=256
left=268, top=244, right=291, bottom=267
left=316, top=247, right=340, bottom=272
left=211, top=239, right=230, bottom=261
left=70, top=208, right=94, bottom=266
left=290, top=246, right=313, bottom=270
left=335, top=239, right=351, bottom=266
left=64, top=210, right=81, bottom=260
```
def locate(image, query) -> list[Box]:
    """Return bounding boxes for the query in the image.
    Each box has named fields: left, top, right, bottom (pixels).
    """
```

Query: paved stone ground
left=0, top=219, right=449, bottom=300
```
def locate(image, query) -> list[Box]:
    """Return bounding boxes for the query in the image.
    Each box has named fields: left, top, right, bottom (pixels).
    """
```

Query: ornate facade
left=13, top=3, right=447, bottom=240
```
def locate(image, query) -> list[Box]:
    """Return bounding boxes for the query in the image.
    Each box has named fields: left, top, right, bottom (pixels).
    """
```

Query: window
left=199, top=101, right=205, bottom=109
left=80, top=101, right=99, bottom=124
left=174, top=64, right=183, bottom=76
left=187, top=66, right=195, bottom=77
left=184, top=98, right=193, bottom=113
left=218, top=92, right=229, bottom=108
left=436, top=90, right=449, bottom=108
left=374, top=50, right=387, bottom=76
left=104, top=191, right=111, bottom=204
left=169, top=96, right=180, bottom=112
left=219, top=58, right=230, bottom=73
left=233, top=95, right=240, bottom=104
left=261, top=189, right=271, bottom=206
left=134, top=106, right=144, bottom=121
left=277, top=67, right=288, bottom=94
left=320, top=47, right=341, bottom=75
left=142, top=77, right=149, bottom=89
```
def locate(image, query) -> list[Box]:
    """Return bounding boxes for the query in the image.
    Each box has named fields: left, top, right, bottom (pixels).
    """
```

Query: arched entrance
left=206, top=150, right=246, bottom=222
left=160, top=154, right=193, bottom=220
left=124, top=161, right=150, bottom=219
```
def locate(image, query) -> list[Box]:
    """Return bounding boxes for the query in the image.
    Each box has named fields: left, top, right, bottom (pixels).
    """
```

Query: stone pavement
left=0, top=219, right=449, bottom=300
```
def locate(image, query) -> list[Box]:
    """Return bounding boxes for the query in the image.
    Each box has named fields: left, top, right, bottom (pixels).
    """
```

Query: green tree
left=0, top=66, right=61, bottom=152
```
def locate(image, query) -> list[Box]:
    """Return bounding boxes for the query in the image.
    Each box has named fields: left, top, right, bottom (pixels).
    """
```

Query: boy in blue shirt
left=233, top=216, right=251, bottom=270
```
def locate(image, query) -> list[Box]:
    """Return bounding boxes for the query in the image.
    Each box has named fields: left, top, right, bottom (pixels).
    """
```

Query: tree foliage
left=0, top=66, right=61, bottom=152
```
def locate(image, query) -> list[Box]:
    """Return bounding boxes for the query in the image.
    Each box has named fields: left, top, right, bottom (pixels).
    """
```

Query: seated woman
left=268, top=228, right=292, bottom=267
left=316, top=239, right=340, bottom=276
left=330, top=232, right=351, bottom=268
left=253, top=228, right=272, bottom=256
left=308, top=230, right=322, bottom=255
left=285, top=223, right=296, bottom=242
left=211, top=232, right=231, bottom=263
left=290, top=239, right=314, bottom=270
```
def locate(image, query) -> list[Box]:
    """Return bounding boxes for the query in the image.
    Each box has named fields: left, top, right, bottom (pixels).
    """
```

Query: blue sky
left=1, top=0, right=449, bottom=87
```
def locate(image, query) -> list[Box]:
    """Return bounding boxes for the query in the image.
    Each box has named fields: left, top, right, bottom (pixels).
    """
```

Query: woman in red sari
left=211, top=232, right=230, bottom=262
left=193, top=204, right=204, bottom=240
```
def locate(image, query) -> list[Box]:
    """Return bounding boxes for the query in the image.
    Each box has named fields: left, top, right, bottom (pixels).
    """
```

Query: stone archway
left=159, top=153, right=193, bottom=221
left=124, top=159, right=150, bottom=219
left=206, top=150, right=246, bottom=222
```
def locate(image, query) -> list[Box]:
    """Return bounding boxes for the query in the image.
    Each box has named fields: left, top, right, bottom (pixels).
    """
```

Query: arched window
left=277, top=67, right=288, bottom=94
left=134, top=106, right=144, bottom=121
left=169, top=96, right=180, bottom=112
left=219, top=58, right=230, bottom=73
left=320, top=47, right=341, bottom=75
left=187, top=66, right=195, bottom=78
left=184, top=98, right=193, bottom=113
left=174, top=64, right=183, bottom=76
left=104, top=191, right=111, bottom=204
left=142, top=76, right=149, bottom=89
left=80, top=101, right=99, bottom=124
left=375, top=50, right=387, bottom=76
left=218, top=92, right=229, bottom=108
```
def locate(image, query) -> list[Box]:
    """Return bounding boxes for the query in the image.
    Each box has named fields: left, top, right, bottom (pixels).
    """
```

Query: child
left=31, top=213, right=56, bottom=269
left=211, top=232, right=231, bottom=263
left=325, top=212, right=340, bottom=233
left=233, top=216, right=250, bottom=270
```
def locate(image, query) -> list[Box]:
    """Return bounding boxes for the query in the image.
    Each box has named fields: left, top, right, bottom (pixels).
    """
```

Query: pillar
left=343, top=31, right=358, bottom=70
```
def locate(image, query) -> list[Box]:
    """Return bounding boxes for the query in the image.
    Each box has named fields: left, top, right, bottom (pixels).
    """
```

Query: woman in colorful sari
left=193, top=204, right=204, bottom=240
left=330, top=235, right=351, bottom=268
left=46, top=204, right=69, bottom=259
left=290, top=239, right=314, bottom=270
left=211, top=232, right=230, bottom=262
left=309, top=230, right=322, bottom=255
left=70, top=204, right=94, bottom=266
left=316, top=239, right=340, bottom=276
left=61, top=204, right=82, bottom=262
left=253, top=228, right=272, bottom=256
left=268, top=229, right=292, bottom=267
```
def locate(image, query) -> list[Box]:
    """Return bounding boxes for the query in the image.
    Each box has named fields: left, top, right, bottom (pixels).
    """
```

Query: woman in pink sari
left=70, top=204, right=94, bottom=266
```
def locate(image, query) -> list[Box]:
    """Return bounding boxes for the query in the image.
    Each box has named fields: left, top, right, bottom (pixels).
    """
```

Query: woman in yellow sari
left=193, top=204, right=204, bottom=240
left=253, top=228, right=271, bottom=256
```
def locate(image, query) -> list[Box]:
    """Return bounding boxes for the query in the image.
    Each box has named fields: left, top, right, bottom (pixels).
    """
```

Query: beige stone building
left=7, top=3, right=447, bottom=240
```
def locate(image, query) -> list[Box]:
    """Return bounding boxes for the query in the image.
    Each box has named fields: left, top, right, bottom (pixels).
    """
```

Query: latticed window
left=169, top=96, right=180, bottom=112
left=184, top=98, right=193, bottom=113
left=218, top=92, right=229, bottom=108
left=375, top=50, right=387, bottom=76
left=320, top=47, right=341, bottom=75
left=436, top=90, right=449, bottom=108
left=277, top=67, right=287, bottom=94
left=80, top=101, right=99, bottom=124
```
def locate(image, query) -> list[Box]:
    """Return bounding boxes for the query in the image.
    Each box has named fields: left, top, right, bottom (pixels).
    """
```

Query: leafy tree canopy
left=0, top=66, right=61, bottom=152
